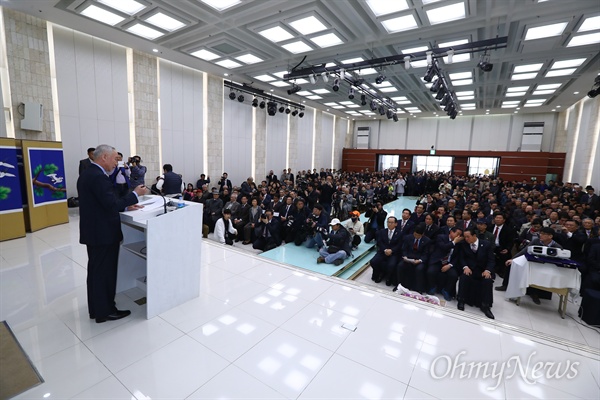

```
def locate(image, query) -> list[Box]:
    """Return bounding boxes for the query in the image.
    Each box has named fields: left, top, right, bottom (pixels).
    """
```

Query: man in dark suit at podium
left=456, top=228, right=495, bottom=319
left=78, top=144, right=147, bottom=323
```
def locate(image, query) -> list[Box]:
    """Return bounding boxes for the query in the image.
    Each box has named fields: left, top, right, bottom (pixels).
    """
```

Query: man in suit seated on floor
left=426, top=227, right=464, bottom=301
left=317, top=218, right=352, bottom=266
left=252, top=209, right=281, bottom=251
left=394, top=225, right=430, bottom=292
left=456, top=228, right=495, bottom=319
left=370, top=216, right=403, bottom=284
left=503, top=227, right=564, bottom=304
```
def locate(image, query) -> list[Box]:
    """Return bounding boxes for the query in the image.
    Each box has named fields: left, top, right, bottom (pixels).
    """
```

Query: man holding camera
left=317, top=219, right=351, bottom=266
left=252, top=209, right=281, bottom=251
left=304, top=204, right=329, bottom=250
left=128, top=155, right=146, bottom=188
left=109, top=152, right=131, bottom=198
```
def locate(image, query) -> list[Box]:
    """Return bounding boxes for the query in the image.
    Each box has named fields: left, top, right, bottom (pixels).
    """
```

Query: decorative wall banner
left=0, top=146, right=23, bottom=214
left=27, top=147, right=67, bottom=207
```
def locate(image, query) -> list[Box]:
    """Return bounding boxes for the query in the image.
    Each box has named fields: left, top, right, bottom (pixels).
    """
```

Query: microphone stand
left=150, top=187, right=168, bottom=215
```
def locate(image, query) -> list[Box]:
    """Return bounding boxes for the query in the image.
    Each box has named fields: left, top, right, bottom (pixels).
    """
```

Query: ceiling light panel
left=310, top=33, right=343, bottom=48
left=295, top=78, right=309, bottom=84
left=340, top=101, right=354, bottom=105
left=532, top=89, right=556, bottom=95
left=449, top=71, right=472, bottom=80
left=323, top=102, right=338, bottom=106
left=551, top=58, right=586, bottom=69
left=281, top=40, right=313, bottom=54
left=365, top=0, right=409, bottom=16
left=443, top=53, right=470, bottom=63
left=215, top=59, right=242, bottom=69
left=296, top=91, right=312, bottom=96
left=235, top=54, right=264, bottom=64
left=381, top=14, right=418, bottom=33
left=401, top=46, right=429, bottom=54
left=537, top=83, right=561, bottom=90
left=97, top=0, right=145, bottom=15
left=332, top=105, right=345, bottom=109
left=451, top=79, right=473, bottom=86
left=358, top=68, right=378, bottom=75
left=513, top=63, right=543, bottom=73
left=578, top=16, right=600, bottom=32
left=567, top=32, right=600, bottom=47
left=455, top=91, right=474, bottom=96
left=507, top=86, right=529, bottom=92
left=306, top=95, right=323, bottom=100
left=438, top=39, right=469, bottom=48
left=379, top=87, right=398, bottom=92
left=80, top=5, right=126, bottom=26
left=341, top=57, right=364, bottom=64
left=506, top=91, right=526, bottom=97
left=511, top=72, right=538, bottom=80
left=457, top=95, right=474, bottom=100
left=269, top=81, right=289, bottom=87
left=253, top=74, right=275, bottom=82
left=527, top=99, right=547, bottom=103
left=524, top=22, right=568, bottom=40
left=258, top=26, right=294, bottom=43
left=410, top=60, right=428, bottom=68
left=201, top=0, right=241, bottom=11
left=545, top=68, right=576, bottom=77
left=426, top=2, right=466, bottom=25
left=126, top=23, right=164, bottom=40
left=312, top=89, right=330, bottom=94
left=144, top=12, right=186, bottom=31
left=191, top=49, right=220, bottom=60
left=289, top=16, right=328, bottom=35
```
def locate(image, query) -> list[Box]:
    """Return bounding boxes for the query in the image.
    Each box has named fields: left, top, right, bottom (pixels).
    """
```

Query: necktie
left=388, top=230, right=393, bottom=241
left=587, top=230, right=591, bottom=237
left=401, top=221, right=405, bottom=230
left=471, top=243, right=477, bottom=252
left=413, top=239, right=418, bottom=251
left=464, top=221, right=468, bottom=230
left=285, top=205, right=290, bottom=217
left=494, top=226, right=499, bottom=240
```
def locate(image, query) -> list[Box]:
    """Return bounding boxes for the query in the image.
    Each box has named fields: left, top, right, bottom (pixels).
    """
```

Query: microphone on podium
left=149, top=187, right=168, bottom=215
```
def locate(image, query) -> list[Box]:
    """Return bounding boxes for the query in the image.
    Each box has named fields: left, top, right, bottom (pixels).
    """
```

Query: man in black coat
left=252, top=209, right=282, bottom=251
left=395, top=225, right=431, bottom=292
left=364, top=201, right=388, bottom=243
left=78, top=147, right=95, bottom=175
left=370, top=216, right=403, bottom=284
left=456, top=228, right=495, bottom=319
left=77, top=145, right=147, bottom=323
left=317, top=219, right=352, bottom=266
left=426, top=227, right=464, bottom=300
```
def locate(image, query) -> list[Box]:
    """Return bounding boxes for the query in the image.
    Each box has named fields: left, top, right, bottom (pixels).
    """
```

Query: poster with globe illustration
left=0, top=145, right=23, bottom=213
left=27, top=147, right=67, bottom=207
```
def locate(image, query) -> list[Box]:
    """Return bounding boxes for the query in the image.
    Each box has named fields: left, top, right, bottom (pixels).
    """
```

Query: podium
left=117, top=195, right=202, bottom=319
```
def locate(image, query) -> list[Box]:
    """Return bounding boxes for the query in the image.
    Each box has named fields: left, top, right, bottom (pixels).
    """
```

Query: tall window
left=378, top=155, right=399, bottom=171
left=468, top=157, right=500, bottom=176
left=413, top=156, right=453, bottom=173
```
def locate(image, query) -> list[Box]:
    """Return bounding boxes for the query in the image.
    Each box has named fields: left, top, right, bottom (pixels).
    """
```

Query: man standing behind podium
left=78, top=145, right=147, bottom=323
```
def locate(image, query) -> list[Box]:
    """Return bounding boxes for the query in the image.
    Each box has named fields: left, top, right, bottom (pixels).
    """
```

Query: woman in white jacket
left=214, top=209, right=237, bottom=245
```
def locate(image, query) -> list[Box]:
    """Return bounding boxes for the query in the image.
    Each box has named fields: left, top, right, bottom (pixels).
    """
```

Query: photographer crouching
left=317, top=218, right=352, bottom=266
left=301, top=204, right=329, bottom=250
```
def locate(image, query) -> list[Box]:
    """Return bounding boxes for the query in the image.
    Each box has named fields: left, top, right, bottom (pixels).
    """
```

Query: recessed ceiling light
left=503, top=101, right=521, bottom=104
left=358, top=68, right=378, bottom=75
left=391, top=96, right=408, bottom=101
left=379, top=87, right=398, bottom=92
left=551, top=58, right=586, bottom=69
left=443, top=53, right=470, bottom=63
left=455, top=90, right=474, bottom=96
left=296, top=91, right=312, bottom=96
left=145, top=12, right=186, bottom=31
left=457, top=95, right=474, bottom=100
left=573, top=91, right=579, bottom=94
left=537, top=83, right=561, bottom=90
left=347, top=104, right=360, bottom=108
left=507, top=86, right=529, bottom=92
left=381, top=14, right=418, bottom=33
left=449, top=71, right=472, bottom=80
left=272, top=71, right=288, bottom=79
left=578, top=16, right=600, bottom=32
left=235, top=54, right=264, bottom=64
left=506, top=92, right=526, bottom=97
left=190, top=49, right=220, bottom=60
left=401, top=46, right=429, bottom=54
left=80, top=5, right=125, bottom=26
left=310, top=33, right=343, bottom=48
left=340, top=101, right=355, bottom=105
left=258, top=26, right=294, bottom=43
left=253, top=74, right=276, bottom=82
left=557, top=105, right=561, bottom=108
left=126, top=23, right=164, bottom=40
left=200, top=0, right=241, bottom=11
left=410, top=60, right=429, bottom=68
left=524, top=104, right=543, bottom=107
left=152, top=48, right=159, bottom=53
left=438, top=38, right=469, bottom=48
left=289, top=16, right=327, bottom=35
left=312, top=89, right=331, bottom=94
left=281, top=41, right=313, bottom=54
left=545, top=68, right=576, bottom=77
left=295, top=78, right=309, bottom=84
left=332, top=105, right=345, bottom=109
left=323, top=102, right=338, bottom=106
left=396, top=100, right=412, bottom=104
left=452, top=79, right=473, bottom=86
left=532, top=89, right=556, bottom=95
left=215, top=59, right=242, bottom=69
left=306, top=95, right=323, bottom=100
left=341, top=57, right=364, bottom=64
left=461, top=103, right=476, bottom=107
left=462, top=107, right=475, bottom=110
left=527, top=99, right=547, bottom=103
left=365, top=0, right=409, bottom=16
left=551, top=109, right=556, bottom=111
left=269, top=81, right=290, bottom=87
left=374, top=81, right=392, bottom=87
left=223, top=73, right=229, bottom=76
left=513, top=63, right=543, bottom=73
left=567, top=32, right=600, bottom=47
left=511, top=72, right=538, bottom=80
left=501, top=104, right=519, bottom=108
left=524, top=22, right=568, bottom=40
left=97, top=0, right=145, bottom=15
left=426, top=2, right=466, bottom=25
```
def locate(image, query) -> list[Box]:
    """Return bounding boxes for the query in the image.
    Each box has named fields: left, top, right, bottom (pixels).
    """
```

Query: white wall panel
left=406, top=118, right=437, bottom=150
left=266, top=112, right=288, bottom=177
left=378, top=118, right=408, bottom=149
left=53, top=26, right=128, bottom=196
left=295, top=108, right=314, bottom=171
left=472, top=115, right=511, bottom=151
left=319, top=112, right=334, bottom=168
left=572, top=100, right=593, bottom=185
left=437, top=116, right=472, bottom=151
left=159, top=60, right=204, bottom=187
left=223, top=99, right=252, bottom=186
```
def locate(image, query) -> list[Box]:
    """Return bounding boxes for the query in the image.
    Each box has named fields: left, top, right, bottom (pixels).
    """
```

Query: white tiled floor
left=1, top=213, right=599, bottom=399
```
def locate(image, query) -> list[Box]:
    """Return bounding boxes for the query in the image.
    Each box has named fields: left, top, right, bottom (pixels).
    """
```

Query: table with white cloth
left=505, top=255, right=581, bottom=318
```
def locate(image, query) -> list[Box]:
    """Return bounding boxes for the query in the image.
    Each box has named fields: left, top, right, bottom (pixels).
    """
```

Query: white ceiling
left=5, top=0, right=600, bottom=120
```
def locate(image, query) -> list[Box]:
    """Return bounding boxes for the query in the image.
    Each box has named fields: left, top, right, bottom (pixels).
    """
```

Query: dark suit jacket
left=79, top=158, right=92, bottom=175
left=558, top=230, right=587, bottom=261
left=458, top=239, right=495, bottom=275
left=488, top=224, right=515, bottom=253
left=429, top=234, right=458, bottom=266
left=401, top=235, right=431, bottom=264
left=255, top=217, right=282, bottom=245
left=327, top=226, right=352, bottom=256
left=77, top=163, right=138, bottom=246
left=375, top=228, right=403, bottom=256
left=409, top=212, right=426, bottom=225
left=397, top=219, right=415, bottom=238
left=422, top=223, right=440, bottom=240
